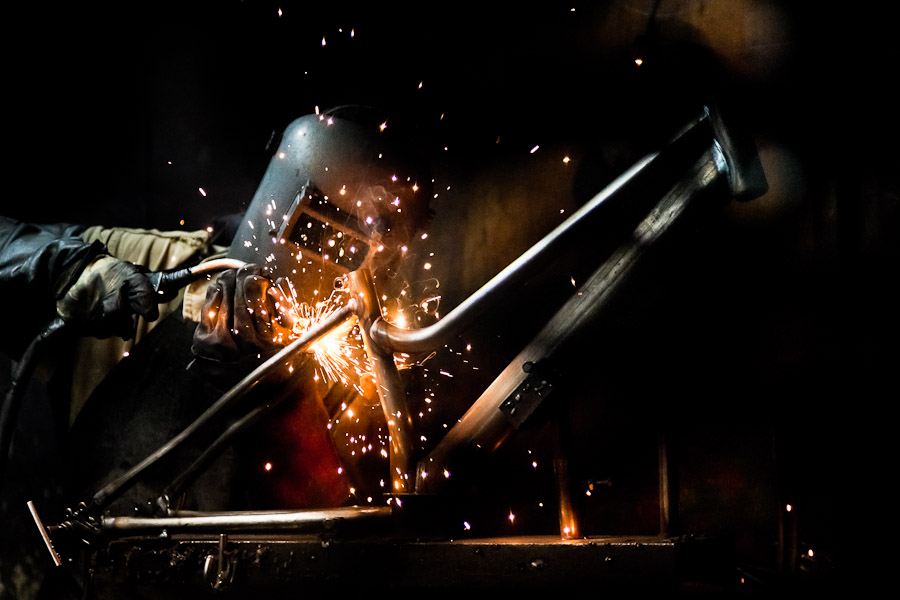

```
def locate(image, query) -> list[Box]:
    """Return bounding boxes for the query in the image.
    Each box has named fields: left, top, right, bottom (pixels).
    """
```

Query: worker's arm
left=0, top=216, right=158, bottom=358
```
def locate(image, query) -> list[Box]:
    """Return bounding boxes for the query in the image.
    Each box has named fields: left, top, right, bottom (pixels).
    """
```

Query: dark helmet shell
left=229, top=106, right=431, bottom=299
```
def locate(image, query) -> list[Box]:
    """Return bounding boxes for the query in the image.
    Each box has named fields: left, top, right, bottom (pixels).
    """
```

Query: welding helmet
left=228, top=106, right=431, bottom=301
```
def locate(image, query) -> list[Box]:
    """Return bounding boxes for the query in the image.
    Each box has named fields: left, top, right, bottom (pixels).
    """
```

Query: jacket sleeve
left=0, top=216, right=103, bottom=358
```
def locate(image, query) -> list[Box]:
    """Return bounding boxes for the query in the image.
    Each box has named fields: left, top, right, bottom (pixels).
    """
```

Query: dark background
left=3, top=1, right=898, bottom=597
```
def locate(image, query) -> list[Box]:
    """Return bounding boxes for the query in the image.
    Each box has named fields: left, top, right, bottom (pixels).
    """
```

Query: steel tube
left=102, top=506, right=390, bottom=534
left=346, top=269, right=416, bottom=493
left=371, top=111, right=712, bottom=355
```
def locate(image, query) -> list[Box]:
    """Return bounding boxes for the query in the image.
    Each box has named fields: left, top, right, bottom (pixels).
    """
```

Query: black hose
left=0, top=316, right=66, bottom=495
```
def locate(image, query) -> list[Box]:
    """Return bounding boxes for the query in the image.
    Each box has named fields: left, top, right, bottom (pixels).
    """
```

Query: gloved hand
left=56, top=255, right=160, bottom=340
left=191, top=264, right=293, bottom=367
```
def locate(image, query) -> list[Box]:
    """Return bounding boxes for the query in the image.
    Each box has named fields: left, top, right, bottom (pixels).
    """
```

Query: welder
left=0, top=105, right=432, bottom=516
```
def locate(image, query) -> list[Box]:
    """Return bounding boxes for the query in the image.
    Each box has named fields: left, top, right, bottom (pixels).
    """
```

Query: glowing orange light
left=635, top=58, right=643, bottom=66
left=264, top=462, right=273, bottom=471
left=278, top=286, right=365, bottom=387
left=786, top=504, right=792, bottom=512
left=508, top=511, right=516, bottom=523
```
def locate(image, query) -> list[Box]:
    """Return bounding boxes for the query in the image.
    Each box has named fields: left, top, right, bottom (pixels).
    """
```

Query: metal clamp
left=499, top=361, right=557, bottom=426
left=203, top=533, right=237, bottom=592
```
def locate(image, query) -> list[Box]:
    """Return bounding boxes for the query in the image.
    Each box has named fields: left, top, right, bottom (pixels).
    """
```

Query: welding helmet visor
left=228, top=106, right=431, bottom=302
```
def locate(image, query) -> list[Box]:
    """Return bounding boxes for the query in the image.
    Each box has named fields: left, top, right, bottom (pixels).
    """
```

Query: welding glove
left=191, top=264, right=293, bottom=370
left=56, top=254, right=160, bottom=340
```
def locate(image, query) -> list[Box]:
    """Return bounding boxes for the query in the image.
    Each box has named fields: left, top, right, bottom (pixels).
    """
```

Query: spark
left=264, top=462, right=273, bottom=471
left=508, top=511, right=516, bottom=524
left=278, top=284, right=367, bottom=387
left=530, top=145, right=540, bottom=154
left=786, top=504, right=792, bottom=512
left=634, top=58, right=643, bottom=66
left=199, top=187, right=207, bottom=196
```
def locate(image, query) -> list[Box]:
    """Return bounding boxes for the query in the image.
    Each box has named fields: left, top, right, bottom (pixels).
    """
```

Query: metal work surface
left=85, top=533, right=733, bottom=598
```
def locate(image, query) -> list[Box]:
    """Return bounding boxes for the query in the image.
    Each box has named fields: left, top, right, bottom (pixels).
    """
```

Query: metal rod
left=346, top=269, right=416, bottom=493
left=371, top=111, right=712, bottom=355
left=28, top=500, right=62, bottom=567
left=101, top=506, right=390, bottom=534
left=88, top=301, right=356, bottom=513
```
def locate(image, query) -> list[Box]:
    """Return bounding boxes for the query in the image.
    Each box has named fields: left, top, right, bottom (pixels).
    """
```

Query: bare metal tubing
left=190, top=258, right=248, bottom=276
left=371, top=112, right=711, bottom=355
left=346, top=269, right=416, bottom=493
left=89, top=301, right=357, bottom=512
left=102, top=506, right=390, bottom=534
left=416, top=150, right=726, bottom=494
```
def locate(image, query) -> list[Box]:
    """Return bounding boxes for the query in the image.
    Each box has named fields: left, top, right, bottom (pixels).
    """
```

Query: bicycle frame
left=41, top=104, right=766, bottom=550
